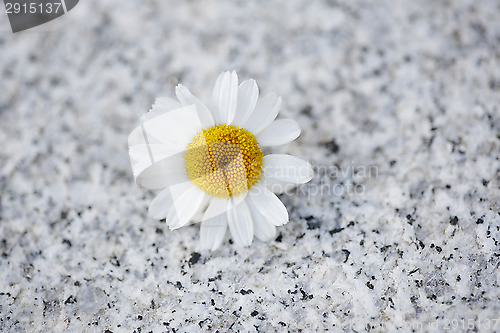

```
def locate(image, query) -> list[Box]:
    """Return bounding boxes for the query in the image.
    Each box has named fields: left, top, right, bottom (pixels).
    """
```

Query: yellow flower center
left=184, top=124, right=263, bottom=198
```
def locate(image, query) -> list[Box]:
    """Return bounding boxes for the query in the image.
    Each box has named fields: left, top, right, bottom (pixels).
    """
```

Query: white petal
left=232, top=79, right=259, bottom=126
left=154, top=97, right=182, bottom=112
left=128, top=97, right=182, bottom=147
left=142, top=97, right=183, bottom=127
left=200, top=198, right=229, bottom=250
left=228, top=191, right=248, bottom=209
left=243, top=93, right=282, bottom=134
left=167, top=184, right=206, bottom=230
left=141, top=105, right=201, bottom=148
left=175, top=84, right=215, bottom=129
left=256, top=119, right=301, bottom=146
left=227, top=199, right=254, bottom=247
left=212, top=71, right=238, bottom=124
left=136, top=154, right=187, bottom=190
left=248, top=185, right=289, bottom=226
left=128, top=124, right=162, bottom=148
left=211, top=72, right=225, bottom=123
left=129, top=143, right=180, bottom=173
left=262, top=154, right=313, bottom=184
left=129, top=144, right=177, bottom=164
left=129, top=144, right=184, bottom=185
left=128, top=125, right=148, bottom=148
left=247, top=196, right=277, bottom=241
left=191, top=194, right=211, bottom=223
left=257, top=177, right=296, bottom=194
left=253, top=214, right=277, bottom=242
left=148, top=187, right=174, bottom=220
left=148, top=181, right=193, bottom=220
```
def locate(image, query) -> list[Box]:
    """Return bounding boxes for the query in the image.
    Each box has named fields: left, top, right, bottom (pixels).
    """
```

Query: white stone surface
left=1, top=0, right=499, bottom=332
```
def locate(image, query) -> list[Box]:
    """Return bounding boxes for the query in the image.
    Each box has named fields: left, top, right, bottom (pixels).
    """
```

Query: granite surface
left=1, top=0, right=500, bottom=332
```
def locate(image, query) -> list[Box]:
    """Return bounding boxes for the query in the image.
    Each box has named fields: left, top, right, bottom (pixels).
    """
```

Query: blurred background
left=1, top=0, right=499, bottom=331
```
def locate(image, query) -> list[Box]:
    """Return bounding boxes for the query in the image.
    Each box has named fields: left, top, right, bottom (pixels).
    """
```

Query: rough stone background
left=1, top=0, right=499, bottom=332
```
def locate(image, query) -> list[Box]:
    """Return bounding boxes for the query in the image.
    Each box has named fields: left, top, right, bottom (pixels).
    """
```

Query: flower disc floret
left=184, top=124, right=263, bottom=198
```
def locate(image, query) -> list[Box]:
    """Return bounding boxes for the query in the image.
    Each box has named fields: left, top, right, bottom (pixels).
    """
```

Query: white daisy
left=128, top=71, right=313, bottom=250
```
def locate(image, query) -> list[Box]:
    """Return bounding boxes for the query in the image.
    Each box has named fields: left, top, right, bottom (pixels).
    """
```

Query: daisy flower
left=128, top=71, right=313, bottom=250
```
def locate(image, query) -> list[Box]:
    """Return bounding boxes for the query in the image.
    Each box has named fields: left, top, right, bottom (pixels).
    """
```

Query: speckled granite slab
left=1, top=0, right=499, bottom=332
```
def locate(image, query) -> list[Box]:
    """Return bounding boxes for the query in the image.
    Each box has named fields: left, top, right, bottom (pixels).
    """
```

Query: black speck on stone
left=104, top=330, right=113, bottom=333
left=208, top=273, right=222, bottom=282
left=275, top=234, right=283, bottom=242
left=305, top=216, right=321, bottom=230
left=329, top=227, right=344, bottom=235
left=299, top=288, right=314, bottom=301
left=380, top=245, right=391, bottom=252
left=138, top=315, right=143, bottom=320
left=60, top=210, right=68, bottom=220
left=251, top=310, right=259, bottom=317
left=110, top=257, right=120, bottom=267
left=296, top=233, right=306, bottom=239
left=301, top=105, right=312, bottom=117
left=389, top=160, right=397, bottom=167
left=155, top=228, right=163, bottom=234
left=323, top=139, right=340, bottom=154
left=341, top=249, right=350, bottom=263
left=62, top=239, right=72, bottom=247
left=300, top=289, right=307, bottom=300
left=482, top=179, right=489, bottom=186
left=435, top=246, right=442, bottom=253
left=476, top=218, right=484, bottom=224
left=175, top=281, right=183, bottom=290
left=449, top=216, right=458, bottom=226
left=189, top=252, right=201, bottom=265
left=122, top=95, right=133, bottom=104
left=366, top=282, right=374, bottom=290
left=240, top=289, right=254, bottom=295
left=64, top=296, right=76, bottom=304
left=406, top=214, right=415, bottom=225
